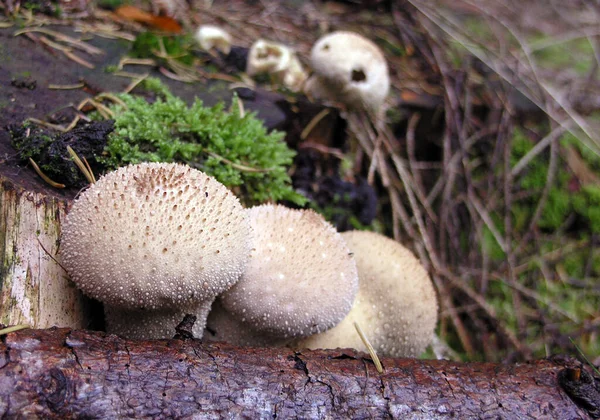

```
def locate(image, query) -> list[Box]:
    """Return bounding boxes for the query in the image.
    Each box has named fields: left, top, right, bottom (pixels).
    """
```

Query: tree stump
left=0, top=179, right=90, bottom=328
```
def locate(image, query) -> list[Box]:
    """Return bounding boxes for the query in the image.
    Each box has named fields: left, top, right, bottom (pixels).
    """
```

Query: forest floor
left=1, top=0, right=599, bottom=364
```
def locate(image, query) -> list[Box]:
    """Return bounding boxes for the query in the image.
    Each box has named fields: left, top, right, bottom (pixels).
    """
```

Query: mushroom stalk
left=104, top=303, right=211, bottom=340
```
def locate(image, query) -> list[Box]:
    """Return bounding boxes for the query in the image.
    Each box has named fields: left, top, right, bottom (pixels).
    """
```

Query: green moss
left=141, top=76, right=173, bottom=98
left=538, top=188, right=571, bottom=230
left=510, top=128, right=576, bottom=231
left=531, top=36, right=594, bottom=75
left=98, top=83, right=305, bottom=206
left=561, top=131, right=600, bottom=170
left=97, top=0, right=127, bottom=10
left=481, top=225, right=505, bottom=261
left=131, top=32, right=195, bottom=66
left=510, top=127, right=600, bottom=233
left=573, top=185, right=600, bottom=233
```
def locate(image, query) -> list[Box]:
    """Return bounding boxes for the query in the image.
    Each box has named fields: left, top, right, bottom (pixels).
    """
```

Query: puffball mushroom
left=60, top=162, right=251, bottom=339
left=220, top=204, right=359, bottom=339
left=297, top=231, right=438, bottom=358
left=246, top=39, right=307, bottom=91
left=305, top=31, right=390, bottom=112
left=196, top=25, right=232, bottom=55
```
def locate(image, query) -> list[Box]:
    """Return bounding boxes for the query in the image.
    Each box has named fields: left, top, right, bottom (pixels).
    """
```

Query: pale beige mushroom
left=305, top=31, right=390, bottom=111
left=246, top=39, right=307, bottom=91
left=60, top=163, right=251, bottom=339
left=220, top=204, right=358, bottom=339
left=296, top=231, right=438, bottom=358
left=196, top=25, right=232, bottom=55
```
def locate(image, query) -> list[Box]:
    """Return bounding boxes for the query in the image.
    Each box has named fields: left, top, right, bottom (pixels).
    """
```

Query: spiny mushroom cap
left=196, top=25, right=232, bottom=55
left=221, top=204, right=359, bottom=339
left=61, top=162, right=251, bottom=310
left=308, top=31, right=390, bottom=111
left=205, top=300, right=289, bottom=347
left=297, top=231, right=438, bottom=358
left=247, top=39, right=292, bottom=76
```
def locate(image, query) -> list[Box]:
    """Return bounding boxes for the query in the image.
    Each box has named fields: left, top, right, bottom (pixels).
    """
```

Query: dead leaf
left=147, top=16, right=183, bottom=33
left=114, top=5, right=182, bottom=33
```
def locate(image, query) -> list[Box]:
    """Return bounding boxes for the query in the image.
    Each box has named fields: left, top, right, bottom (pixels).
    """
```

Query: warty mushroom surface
left=296, top=230, right=438, bottom=358
left=220, top=204, right=359, bottom=339
left=60, top=162, right=251, bottom=339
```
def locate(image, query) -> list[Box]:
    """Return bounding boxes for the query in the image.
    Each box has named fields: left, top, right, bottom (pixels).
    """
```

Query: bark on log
left=0, top=328, right=592, bottom=419
left=0, top=178, right=90, bottom=329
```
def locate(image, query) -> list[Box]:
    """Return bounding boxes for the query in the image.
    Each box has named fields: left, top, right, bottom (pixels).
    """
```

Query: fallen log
left=0, top=328, right=594, bottom=418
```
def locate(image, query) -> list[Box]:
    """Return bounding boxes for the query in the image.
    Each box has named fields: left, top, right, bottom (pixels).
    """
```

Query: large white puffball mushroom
left=220, top=204, right=359, bottom=339
left=61, top=162, right=251, bottom=339
left=306, top=31, right=390, bottom=111
left=297, top=231, right=438, bottom=358
left=196, top=25, right=232, bottom=55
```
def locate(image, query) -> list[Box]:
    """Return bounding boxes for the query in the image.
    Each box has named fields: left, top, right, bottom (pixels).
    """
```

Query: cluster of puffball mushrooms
left=61, top=163, right=438, bottom=358
left=196, top=26, right=390, bottom=112
left=61, top=30, right=437, bottom=358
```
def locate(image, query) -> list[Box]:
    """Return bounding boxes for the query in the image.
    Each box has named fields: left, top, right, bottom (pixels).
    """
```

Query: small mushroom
left=305, top=31, right=390, bottom=111
left=196, top=25, right=232, bottom=55
left=296, top=231, right=438, bottom=358
left=220, top=204, right=359, bottom=339
left=246, top=39, right=307, bottom=91
left=60, top=163, right=251, bottom=339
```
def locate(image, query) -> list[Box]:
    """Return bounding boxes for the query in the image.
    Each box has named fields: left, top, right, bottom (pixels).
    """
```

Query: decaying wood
left=0, top=328, right=592, bottom=418
left=0, top=178, right=90, bottom=329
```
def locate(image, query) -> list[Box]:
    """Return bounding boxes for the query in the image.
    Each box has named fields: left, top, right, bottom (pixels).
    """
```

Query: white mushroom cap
left=196, top=25, right=232, bottom=55
left=61, top=162, right=251, bottom=323
left=220, top=204, right=358, bottom=339
left=247, top=39, right=292, bottom=76
left=297, top=231, right=438, bottom=358
left=204, top=300, right=289, bottom=347
left=246, top=39, right=307, bottom=91
left=306, top=31, right=390, bottom=111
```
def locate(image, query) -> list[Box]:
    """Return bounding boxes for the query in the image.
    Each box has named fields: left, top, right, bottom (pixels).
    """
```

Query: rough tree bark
left=0, top=328, right=594, bottom=419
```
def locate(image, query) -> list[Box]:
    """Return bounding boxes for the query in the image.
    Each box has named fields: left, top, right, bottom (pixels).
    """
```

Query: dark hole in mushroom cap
left=322, top=43, right=329, bottom=51
left=351, top=68, right=367, bottom=82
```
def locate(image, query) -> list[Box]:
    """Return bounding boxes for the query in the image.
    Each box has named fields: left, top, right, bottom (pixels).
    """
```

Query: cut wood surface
left=0, top=178, right=91, bottom=329
left=0, top=328, right=591, bottom=418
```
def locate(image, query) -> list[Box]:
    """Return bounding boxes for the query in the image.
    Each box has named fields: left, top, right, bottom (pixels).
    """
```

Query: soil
left=0, top=24, right=294, bottom=198
left=0, top=17, right=379, bottom=228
